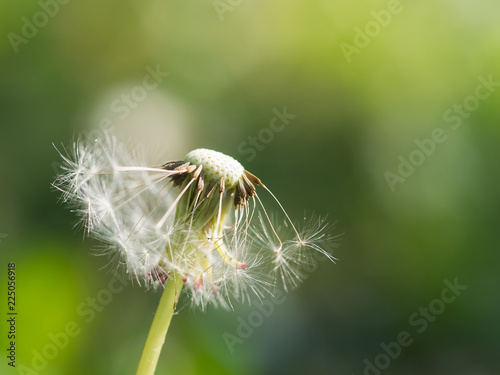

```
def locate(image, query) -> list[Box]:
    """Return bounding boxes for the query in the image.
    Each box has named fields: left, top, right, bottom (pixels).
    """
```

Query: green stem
left=136, top=273, right=184, bottom=375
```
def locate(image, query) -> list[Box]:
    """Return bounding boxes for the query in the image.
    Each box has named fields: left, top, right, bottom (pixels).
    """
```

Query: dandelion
left=53, top=129, right=339, bottom=375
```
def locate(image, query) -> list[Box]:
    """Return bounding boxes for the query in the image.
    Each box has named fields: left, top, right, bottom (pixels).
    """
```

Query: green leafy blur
left=1, top=1, right=499, bottom=374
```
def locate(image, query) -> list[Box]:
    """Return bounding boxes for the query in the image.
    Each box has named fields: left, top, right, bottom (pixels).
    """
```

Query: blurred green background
left=1, top=1, right=499, bottom=374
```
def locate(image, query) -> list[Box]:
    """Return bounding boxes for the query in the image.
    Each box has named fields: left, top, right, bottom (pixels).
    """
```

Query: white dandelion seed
left=53, top=129, right=338, bottom=309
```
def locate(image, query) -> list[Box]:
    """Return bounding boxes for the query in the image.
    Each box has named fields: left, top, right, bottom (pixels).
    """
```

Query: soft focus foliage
left=1, top=1, right=499, bottom=374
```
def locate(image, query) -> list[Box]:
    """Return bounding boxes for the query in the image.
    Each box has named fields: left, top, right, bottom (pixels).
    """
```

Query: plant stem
left=136, top=273, right=183, bottom=375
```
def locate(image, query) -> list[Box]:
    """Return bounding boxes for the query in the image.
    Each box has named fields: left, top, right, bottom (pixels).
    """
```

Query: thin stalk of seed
left=136, top=272, right=183, bottom=375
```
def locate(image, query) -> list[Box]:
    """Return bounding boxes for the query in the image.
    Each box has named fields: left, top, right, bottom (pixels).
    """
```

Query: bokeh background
left=1, top=1, right=499, bottom=374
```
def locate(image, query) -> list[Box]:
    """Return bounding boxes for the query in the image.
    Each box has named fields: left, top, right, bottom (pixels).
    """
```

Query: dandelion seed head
left=53, top=129, right=339, bottom=309
left=184, top=148, right=244, bottom=188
